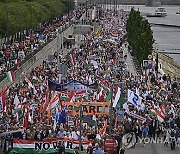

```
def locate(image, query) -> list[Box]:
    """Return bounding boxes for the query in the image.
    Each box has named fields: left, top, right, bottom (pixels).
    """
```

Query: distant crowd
left=0, top=7, right=180, bottom=154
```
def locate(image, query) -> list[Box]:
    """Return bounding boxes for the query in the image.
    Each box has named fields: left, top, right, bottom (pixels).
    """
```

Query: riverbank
left=152, top=51, right=180, bottom=78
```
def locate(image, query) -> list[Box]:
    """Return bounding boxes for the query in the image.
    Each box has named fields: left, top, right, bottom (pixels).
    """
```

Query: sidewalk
left=123, top=44, right=137, bottom=75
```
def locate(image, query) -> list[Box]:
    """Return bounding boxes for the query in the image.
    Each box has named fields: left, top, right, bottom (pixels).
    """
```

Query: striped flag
left=15, top=58, right=20, bottom=68
left=97, top=78, right=110, bottom=92
left=23, top=104, right=29, bottom=128
left=99, top=119, right=108, bottom=136
left=6, top=70, right=15, bottom=82
left=49, top=93, right=60, bottom=109
left=70, top=52, right=76, bottom=66
left=113, top=87, right=121, bottom=107
left=151, top=107, right=165, bottom=123
left=97, top=88, right=106, bottom=102
left=0, top=86, right=8, bottom=112
left=12, top=138, right=92, bottom=153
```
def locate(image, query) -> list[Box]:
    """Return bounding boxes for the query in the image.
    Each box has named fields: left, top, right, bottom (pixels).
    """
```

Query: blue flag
left=58, top=109, right=66, bottom=124
left=48, top=80, right=62, bottom=91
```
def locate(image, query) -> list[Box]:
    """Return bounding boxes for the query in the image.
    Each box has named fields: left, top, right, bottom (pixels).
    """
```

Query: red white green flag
left=151, top=107, right=165, bottom=122
left=99, top=119, right=108, bottom=136
left=11, top=138, right=92, bottom=153
left=6, top=70, right=15, bottom=82
left=70, top=52, right=76, bottom=66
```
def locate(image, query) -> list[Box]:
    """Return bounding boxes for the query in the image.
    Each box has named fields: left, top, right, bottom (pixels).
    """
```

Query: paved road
left=153, top=143, right=180, bottom=154
left=125, top=143, right=153, bottom=154
left=125, top=143, right=180, bottom=154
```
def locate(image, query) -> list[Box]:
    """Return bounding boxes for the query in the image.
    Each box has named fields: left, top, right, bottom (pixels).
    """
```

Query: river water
left=105, top=5, right=180, bottom=66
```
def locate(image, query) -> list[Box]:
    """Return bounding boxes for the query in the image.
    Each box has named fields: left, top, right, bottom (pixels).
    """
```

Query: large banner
left=64, top=102, right=110, bottom=115
left=11, top=138, right=92, bottom=154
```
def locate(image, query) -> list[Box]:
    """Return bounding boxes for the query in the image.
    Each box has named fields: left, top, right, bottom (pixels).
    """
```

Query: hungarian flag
left=151, top=107, right=165, bottom=123
left=12, top=138, right=92, bottom=153
left=97, top=78, right=110, bottom=92
left=113, top=86, right=121, bottom=107
left=6, top=70, right=15, bottom=82
left=67, top=91, right=76, bottom=102
left=105, top=89, right=113, bottom=102
left=23, top=104, right=29, bottom=128
left=99, top=119, right=108, bottom=136
left=60, top=92, right=69, bottom=101
left=70, top=52, right=76, bottom=66
left=0, top=92, right=4, bottom=112
left=32, top=73, right=41, bottom=83
left=97, top=88, right=105, bottom=102
left=49, top=93, right=60, bottom=109
left=15, top=58, right=20, bottom=68
left=0, top=86, right=8, bottom=112
left=160, top=104, right=166, bottom=115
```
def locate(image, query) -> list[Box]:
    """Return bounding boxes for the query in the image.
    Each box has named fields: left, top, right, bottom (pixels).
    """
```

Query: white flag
left=128, top=90, right=142, bottom=107
left=14, top=94, right=20, bottom=109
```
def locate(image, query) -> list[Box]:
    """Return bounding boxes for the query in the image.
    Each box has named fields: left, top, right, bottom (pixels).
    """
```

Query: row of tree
left=126, top=8, right=154, bottom=65
left=0, top=0, right=74, bottom=37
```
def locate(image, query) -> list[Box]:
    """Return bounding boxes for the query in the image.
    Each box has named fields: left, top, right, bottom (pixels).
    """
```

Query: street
left=125, top=143, right=180, bottom=154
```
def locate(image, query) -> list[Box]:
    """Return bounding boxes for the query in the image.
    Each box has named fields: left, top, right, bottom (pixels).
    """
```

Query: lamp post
left=109, top=64, right=114, bottom=135
left=79, top=104, right=83, bottom=154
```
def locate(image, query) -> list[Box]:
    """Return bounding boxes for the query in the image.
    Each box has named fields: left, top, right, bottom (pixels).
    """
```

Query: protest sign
left=64, top=102, right=110, bottom=115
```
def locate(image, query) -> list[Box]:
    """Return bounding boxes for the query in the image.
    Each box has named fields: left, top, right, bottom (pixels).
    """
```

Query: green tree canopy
left=126, top=8, right=154, bottom=65
left=0, top=0, right=74, bottom=37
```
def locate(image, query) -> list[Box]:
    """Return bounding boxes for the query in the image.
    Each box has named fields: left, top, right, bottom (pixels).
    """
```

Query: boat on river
left=176, top=8, right=180, bottom=14
left=146, top=7, right=167, bottom=17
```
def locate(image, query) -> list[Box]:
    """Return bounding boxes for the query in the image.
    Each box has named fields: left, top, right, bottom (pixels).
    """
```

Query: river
left=105, top=5, right=180, bottom=66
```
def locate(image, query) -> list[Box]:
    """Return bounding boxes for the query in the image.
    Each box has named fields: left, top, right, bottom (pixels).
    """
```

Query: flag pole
left=79, top=104, right=83, bottom=154
left=109, top=64, right=113, bottom=135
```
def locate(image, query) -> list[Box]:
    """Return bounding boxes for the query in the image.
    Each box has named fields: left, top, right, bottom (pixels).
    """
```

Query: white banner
left=128, top=90, right=142, bottom=107
left=126, top=111, right=146, bottom=121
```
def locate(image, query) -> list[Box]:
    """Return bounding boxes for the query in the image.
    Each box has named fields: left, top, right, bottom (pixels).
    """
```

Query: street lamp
left=109, top=64, right=114, bottom=135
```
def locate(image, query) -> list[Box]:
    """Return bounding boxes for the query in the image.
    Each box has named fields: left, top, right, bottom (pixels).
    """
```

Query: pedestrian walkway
left=123, top=45, right=137, bottom=75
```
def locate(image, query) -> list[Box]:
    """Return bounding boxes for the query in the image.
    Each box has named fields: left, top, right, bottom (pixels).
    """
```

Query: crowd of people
left=0, top=8, right=85, bottom=81
left=0, top=7, right=180, bottom=154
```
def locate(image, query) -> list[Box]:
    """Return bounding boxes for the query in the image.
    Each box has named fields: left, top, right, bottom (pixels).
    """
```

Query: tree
left=0, top=0, right=75, bottom=37
left=126, top=8, right=154, bottom=65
